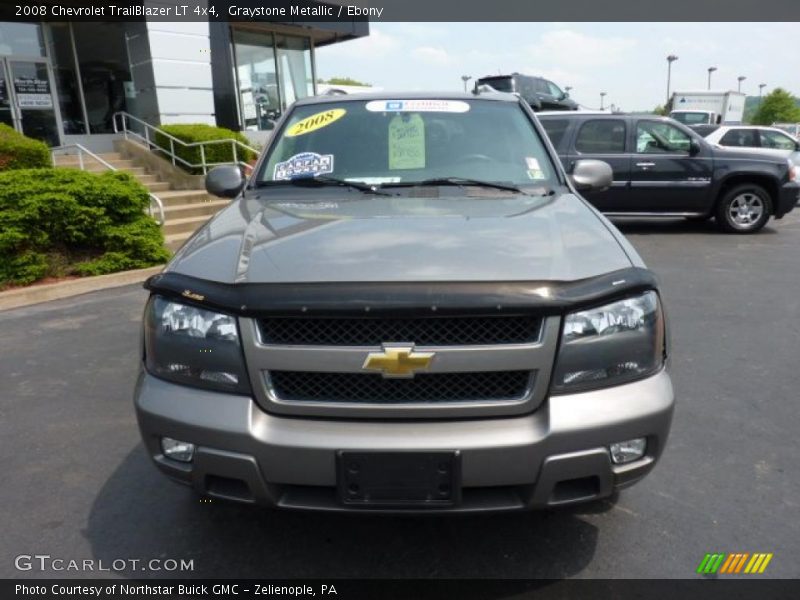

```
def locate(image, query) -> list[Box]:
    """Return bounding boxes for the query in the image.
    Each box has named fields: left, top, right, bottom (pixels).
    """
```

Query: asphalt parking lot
left=1, top=213, right=799, bottom=580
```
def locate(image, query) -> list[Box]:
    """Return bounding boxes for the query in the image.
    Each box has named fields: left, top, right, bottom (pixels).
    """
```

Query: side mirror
left=570, top=159, right=613, bottom=192
left=205, top=165, right=245, bottom=199
left=689, top=139, right=702, bottom=156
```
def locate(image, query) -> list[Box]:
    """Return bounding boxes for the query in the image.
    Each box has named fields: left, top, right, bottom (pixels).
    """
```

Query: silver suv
left=134, top=93, right=674, bottom=512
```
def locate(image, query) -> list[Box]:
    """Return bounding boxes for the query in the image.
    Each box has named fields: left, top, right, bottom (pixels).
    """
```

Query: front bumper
left=775, top=181, right=800, bottom=218
left=134, top=369, right=674, bottom=513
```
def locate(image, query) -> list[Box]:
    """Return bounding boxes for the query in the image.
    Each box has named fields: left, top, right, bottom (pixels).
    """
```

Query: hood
left=165, top=190, right=634, bottom=284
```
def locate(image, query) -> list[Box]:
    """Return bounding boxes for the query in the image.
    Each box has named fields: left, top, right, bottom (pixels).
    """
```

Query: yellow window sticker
left=285, top=108, right=347, bottom=137
left=388, top=114, right=425, bottom=170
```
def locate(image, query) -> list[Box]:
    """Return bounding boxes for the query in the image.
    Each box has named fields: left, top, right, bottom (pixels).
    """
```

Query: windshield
left=671, top=111, right=711, bottom=125
left=258, top=99, right=555, bottom=188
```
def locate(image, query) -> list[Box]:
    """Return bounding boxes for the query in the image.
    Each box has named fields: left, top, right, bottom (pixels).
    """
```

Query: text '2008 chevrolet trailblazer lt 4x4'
left=135, top=93, right=674, bottom=513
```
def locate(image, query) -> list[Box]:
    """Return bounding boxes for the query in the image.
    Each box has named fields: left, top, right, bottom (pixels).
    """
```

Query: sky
left=316, top=22, right=800, bottom=111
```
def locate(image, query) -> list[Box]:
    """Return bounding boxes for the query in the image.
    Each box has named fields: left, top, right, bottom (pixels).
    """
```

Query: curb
left=0, top=265, right=164, bottom=312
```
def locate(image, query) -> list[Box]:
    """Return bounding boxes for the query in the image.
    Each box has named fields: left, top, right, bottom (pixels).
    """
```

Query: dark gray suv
left=135, top=92, right=673, bottom=513
left=477, top=73, right=578, bottom=111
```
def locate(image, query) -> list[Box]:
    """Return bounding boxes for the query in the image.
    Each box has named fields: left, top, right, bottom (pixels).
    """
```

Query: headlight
left=551, top=291, right=665, bottom=393
left=144, top=295, right=251, bottom=395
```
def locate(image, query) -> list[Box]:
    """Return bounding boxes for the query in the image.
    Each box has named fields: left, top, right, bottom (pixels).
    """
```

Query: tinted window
left=540, top=119, right=570, bottom=149
left=533, top=78, right=549, bottom=94
left=719, top=129, right=758, bottom=148
left=672, top=112, right=711, bottom=125
left=575, top=119, right=627, bottom=154
left=261, top=99, right=556, bottom=187
left=477, top=77, right=513, bottom=93
left=692, top=125, right=720, bottom=138
left=760, top=130, right=797, bottom=150
left=636, top=121, right=692, bottom=153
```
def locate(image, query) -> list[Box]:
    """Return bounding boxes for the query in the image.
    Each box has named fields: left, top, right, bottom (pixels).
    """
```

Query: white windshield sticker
left=525, top=157, right=545, bottom=179
left=274, top=152, right=334, bottom=180
left=365, top=99, right=470, bottom=113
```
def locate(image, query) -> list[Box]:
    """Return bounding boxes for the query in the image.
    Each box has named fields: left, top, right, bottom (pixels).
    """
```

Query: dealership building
left=0, top=13, right=367, bottom=149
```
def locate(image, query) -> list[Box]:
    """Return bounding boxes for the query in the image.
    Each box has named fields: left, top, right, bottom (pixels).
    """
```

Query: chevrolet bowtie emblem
left=362, top=345, right=435, bottom=378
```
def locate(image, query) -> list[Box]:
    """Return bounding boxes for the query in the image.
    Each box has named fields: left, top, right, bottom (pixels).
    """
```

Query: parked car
left=539, top=112, right=799, bottom=232
left=476, top=73, right=578, bottom=111
left=135, top=92, right=674, bottom=513
left=699, top=125, right=800, bottom=174
left=701, top=124, right=800, bottom=157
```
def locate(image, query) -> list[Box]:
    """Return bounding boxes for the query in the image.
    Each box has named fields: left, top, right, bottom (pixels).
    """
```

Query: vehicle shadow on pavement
left=86, top=444, right=600, bottom=579
left=612, top=218, right=778, bottom=236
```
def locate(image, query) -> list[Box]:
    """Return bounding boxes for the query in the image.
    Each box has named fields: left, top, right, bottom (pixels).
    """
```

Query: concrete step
left=162, top=214, right=214, bottom=236
left=95, top=152, right=124, bottom=161
left=55, top=157, right=139, bottom=170
left=165, top=232, right=192, bottom=252
left=163, top=200, right=229, bottom=219
left=145, top=181, right=172, bottom=192
left=53, top=151, right=122, bottom=163
left=135, top=174, right=161, bottom=185
left=157, top=190, right=215, bottom=205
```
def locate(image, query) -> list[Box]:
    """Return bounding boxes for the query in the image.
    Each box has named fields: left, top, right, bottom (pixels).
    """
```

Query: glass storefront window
left=44, top=24, right=86, bottom=135
left=232, top=28, right=314, bottom=131
left=0, top=23, right=45, bottom=57
left=275, top=35, right=313, bottom=108
left=71, top=23, right=131, bottom=134
left=232, top=29, right=280, bottom=131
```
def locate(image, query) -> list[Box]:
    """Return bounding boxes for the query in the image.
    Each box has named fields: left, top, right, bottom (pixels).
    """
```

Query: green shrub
left=0, top=168, right=170, bottom=286
left=0, top=124, right=51, bottom=171
left=155, top=123, right=257, bottom=173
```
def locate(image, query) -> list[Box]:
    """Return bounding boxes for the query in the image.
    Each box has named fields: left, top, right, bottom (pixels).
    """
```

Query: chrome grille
left=267, top=371, right=534, bottom=404
left=258, top=315, right=541, bottom=346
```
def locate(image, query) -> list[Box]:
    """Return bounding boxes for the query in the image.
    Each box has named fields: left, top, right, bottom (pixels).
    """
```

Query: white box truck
left=669, top=91, right=746, bottom=126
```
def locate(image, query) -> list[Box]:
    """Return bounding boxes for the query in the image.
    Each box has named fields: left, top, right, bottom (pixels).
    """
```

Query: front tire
left=715, top=184, right=771, bottom=233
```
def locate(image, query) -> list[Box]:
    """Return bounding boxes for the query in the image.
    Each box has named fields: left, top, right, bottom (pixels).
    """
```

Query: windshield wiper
left=255, top=176, right=392, bottom=196
left=382, top=177, right=527, bottom=194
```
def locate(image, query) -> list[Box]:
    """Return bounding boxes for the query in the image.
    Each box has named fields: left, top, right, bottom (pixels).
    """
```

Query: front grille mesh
left=259, top=315, right=540, bottom=346
left=268, top=370, right=533, bottom=404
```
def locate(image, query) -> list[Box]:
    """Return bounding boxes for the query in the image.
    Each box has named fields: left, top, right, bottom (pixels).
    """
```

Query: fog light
left=161, top=437, right=195, bottom=463
left=609, top=438, right=646, bottom=464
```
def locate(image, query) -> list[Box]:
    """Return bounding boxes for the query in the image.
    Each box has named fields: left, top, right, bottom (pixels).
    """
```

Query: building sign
left=14, top=77, right=53, bottom=109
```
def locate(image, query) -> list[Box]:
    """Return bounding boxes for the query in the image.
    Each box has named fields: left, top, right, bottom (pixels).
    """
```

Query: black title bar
left=2, top=0, right=800, bottom=22
left=4, top=579, right=800, bottom=600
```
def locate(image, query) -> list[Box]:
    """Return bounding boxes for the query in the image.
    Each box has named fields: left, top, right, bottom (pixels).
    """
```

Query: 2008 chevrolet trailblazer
left=134, top=92, right=674, bottom=512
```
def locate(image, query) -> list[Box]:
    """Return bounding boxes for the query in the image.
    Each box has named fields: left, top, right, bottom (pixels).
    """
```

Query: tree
left=653, top=105, right=668, bottom=116
left=751, top=88, right=800, bottom=125
left=322, top=76, right=370, bottom=87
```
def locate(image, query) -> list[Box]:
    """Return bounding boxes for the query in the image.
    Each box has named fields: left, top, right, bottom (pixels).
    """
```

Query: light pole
left=666, top=54, right=678, bottom=105
left=707, top=67, right=717, bottom=90
left=737, top=76, right=746, bottom=92
left=461, top=75, right=472, bottom=93
left=759, top=83, right=766, bottom=103
left=600, top=92, right=607, bottom=110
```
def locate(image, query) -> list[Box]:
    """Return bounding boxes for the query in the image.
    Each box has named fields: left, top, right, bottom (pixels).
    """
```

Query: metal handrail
left=51, top=144, right=165, bottom=226
left=112, top=111, right=259, bottom=174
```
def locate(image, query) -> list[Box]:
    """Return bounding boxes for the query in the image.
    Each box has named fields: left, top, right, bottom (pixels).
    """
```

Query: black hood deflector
left=144, top=267, right=659, bottom=317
